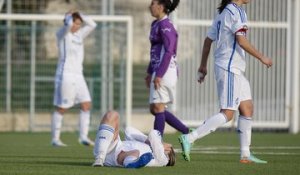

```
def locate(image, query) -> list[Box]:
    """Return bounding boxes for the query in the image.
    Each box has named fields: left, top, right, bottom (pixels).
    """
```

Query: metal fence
left=0, top=0, right=299, bottom=133
left=174, top=0, right=300, bottom=133
left=0, top=14, right=133, bottom=131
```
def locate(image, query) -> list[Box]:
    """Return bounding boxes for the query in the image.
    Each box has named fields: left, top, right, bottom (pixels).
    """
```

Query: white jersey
left=207, top=3, right=248, bottom=74
left=55, top=14, right=96, bottom=76
left=103, top=128, right=168, bottom=167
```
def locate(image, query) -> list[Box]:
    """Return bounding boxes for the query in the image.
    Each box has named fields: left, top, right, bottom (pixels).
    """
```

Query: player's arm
left=198, top=17, right=218, bottom=83
left=56, top=13, right=73, bottom=40
left=236, top=35, right=273, bottom=68
left=155, top=25, right=176, bottom=78
left=147, top=130, right=169, bottom=166
left=153, top=23, right=177, bottom=89
left=198, top=37, right=213, bottom=83
left=80, top=13, right=97, bottom=39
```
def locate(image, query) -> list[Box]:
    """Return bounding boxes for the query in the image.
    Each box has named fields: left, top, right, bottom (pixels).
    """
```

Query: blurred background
left=0, top=0, right=299, bottom=134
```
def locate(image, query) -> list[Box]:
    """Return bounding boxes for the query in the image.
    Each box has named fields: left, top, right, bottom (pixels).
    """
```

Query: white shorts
left=104, top=139, right=153, bottom=167
left=149, top=67, right=177, bottom=104
left=104, top=128, right=167, bottom=167
left=53, top=73, right=91, bottom=108
left=215, top=66, right=251, bottom=110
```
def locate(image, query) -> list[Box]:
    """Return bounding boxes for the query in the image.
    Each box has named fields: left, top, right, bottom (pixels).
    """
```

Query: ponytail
left=158, top=0, right=180, bottom=14
left=168, top=0, right=180, bottom=13
left=217, top=0, right=231, bottom=14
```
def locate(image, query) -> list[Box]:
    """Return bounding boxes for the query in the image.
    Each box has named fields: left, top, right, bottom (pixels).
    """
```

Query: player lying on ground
left=92, top=111, right=176, bottom=168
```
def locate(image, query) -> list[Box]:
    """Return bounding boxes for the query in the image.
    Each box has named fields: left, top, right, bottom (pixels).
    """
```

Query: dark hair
left=157, top=0, right=180, bottom=14
left=72, top=12, right=83, bottom=22
left=166, top=147, right=176, bottom=166
left=217, top=0, right=232, bottom=14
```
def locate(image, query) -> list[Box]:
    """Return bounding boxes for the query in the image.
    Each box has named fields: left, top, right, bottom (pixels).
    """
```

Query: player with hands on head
left=179, top=0, right=272, bottom=163
left=51, top=10, right=97, bottom=147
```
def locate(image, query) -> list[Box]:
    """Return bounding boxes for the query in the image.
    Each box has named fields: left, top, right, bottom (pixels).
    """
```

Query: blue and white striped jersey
left=207, top=3, right=248, bottom=74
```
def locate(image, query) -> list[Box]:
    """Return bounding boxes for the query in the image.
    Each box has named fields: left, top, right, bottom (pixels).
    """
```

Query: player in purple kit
left=145, top=0, right=190, bottom=137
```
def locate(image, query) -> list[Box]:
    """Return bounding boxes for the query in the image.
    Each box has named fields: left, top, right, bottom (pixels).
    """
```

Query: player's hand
left=145, top=74, right=151, bottom=88
left=163, top=143, right=172, bottom=153
left=65, top=9, right=77, bottom=17
left=197, top=66, right=207, bottom=84
left=153, top=77, right=162, bottom=90
left=260, top=56, right=273, bottom=68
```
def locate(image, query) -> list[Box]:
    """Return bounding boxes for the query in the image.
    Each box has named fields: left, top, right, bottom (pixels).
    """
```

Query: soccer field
left=0, top=131, right=300, bottom=175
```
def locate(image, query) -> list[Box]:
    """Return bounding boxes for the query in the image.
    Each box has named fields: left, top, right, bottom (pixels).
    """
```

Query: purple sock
left=154, top=112, right=165, bottom=136
left=165, top=110, right=189, bottom=134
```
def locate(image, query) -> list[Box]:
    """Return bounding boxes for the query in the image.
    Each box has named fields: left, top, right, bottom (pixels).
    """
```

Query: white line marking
left=175, top=146, right=300, bottom=155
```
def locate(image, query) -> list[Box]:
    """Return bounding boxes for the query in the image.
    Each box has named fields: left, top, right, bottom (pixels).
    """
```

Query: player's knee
left=102, top=110, right=119, bottom=124
left=80, top=102, right=91, bottom=111
left=56, top=107, right=67, bottom=114
left=239, top=105, right=253, bottom=116
left=150, top=108, right=156, bottom=115
left=150, top=104, right=164, bottom=114
left=221, top=109, right=235, bottom=121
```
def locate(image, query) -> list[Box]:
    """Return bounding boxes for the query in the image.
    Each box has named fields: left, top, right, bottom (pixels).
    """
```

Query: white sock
left=51, top=111, right=63, bottom=141
left=238, top=115, right=252, bottom=158
left=79, top=110, right=90, bottom=141
left=93, top=124, right=115, bottom=160
left=187, top=113, right=227, bottom=143
left=123, top=155, right=138, bottom=167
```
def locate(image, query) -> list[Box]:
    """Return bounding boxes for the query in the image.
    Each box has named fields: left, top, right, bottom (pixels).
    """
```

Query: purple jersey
left=147, top=16, right=178, bottom=78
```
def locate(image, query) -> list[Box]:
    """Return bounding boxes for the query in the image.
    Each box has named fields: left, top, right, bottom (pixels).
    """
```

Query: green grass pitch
left=0, top=131, right=300, bottom=175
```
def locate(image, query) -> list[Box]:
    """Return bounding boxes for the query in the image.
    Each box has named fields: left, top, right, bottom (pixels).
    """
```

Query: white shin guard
left=79, top=110, right=90, bottom=140
left=238, top=115, right=252, bottom=158
left=93, top=124, right=115, bottom=161
left=51, top=111, right=63, bottom=141
left=188, top=113, right=227, bottom=143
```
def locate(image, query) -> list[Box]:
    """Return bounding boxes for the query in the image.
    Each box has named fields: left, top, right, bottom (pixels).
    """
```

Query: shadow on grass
left=0, top=155, right=93, bottom=167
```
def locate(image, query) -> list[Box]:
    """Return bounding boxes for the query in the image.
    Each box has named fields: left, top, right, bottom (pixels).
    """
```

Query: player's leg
left=76, top=75, right=94, bottom=146
left=165, top=110, right=189, bottom=134
left=51, top=76, right=75, bottom=147
left=93, top=111, right=120, bottom=166
left=238, top=100, right=253, bottom=162
left=79, top=101, right=94, bottom=146
left=149, top=86, right=189, bottom=136
left=51, top=107, right=68, bottom=147
left=179, top=111, right=231, bottom=161
left=155, top=66, right=189, bottom=134
left=238, top=76, right=267, bottom=163
left=163, top=72, right=189, bottom=134
left=149, top=70, right=178, bottom=136
left=150, top=103, right=166, bottom=136
left=239, top=101, right=267, bottom=163
left=179, top=68, right=237, bottom=161
left=124, top=126, right=148, bottom=142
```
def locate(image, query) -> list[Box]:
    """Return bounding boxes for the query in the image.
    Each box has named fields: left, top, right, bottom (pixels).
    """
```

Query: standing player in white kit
left=179, top=0, right=273, bottom=163
left=51, top=10, right=97, bottom=147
